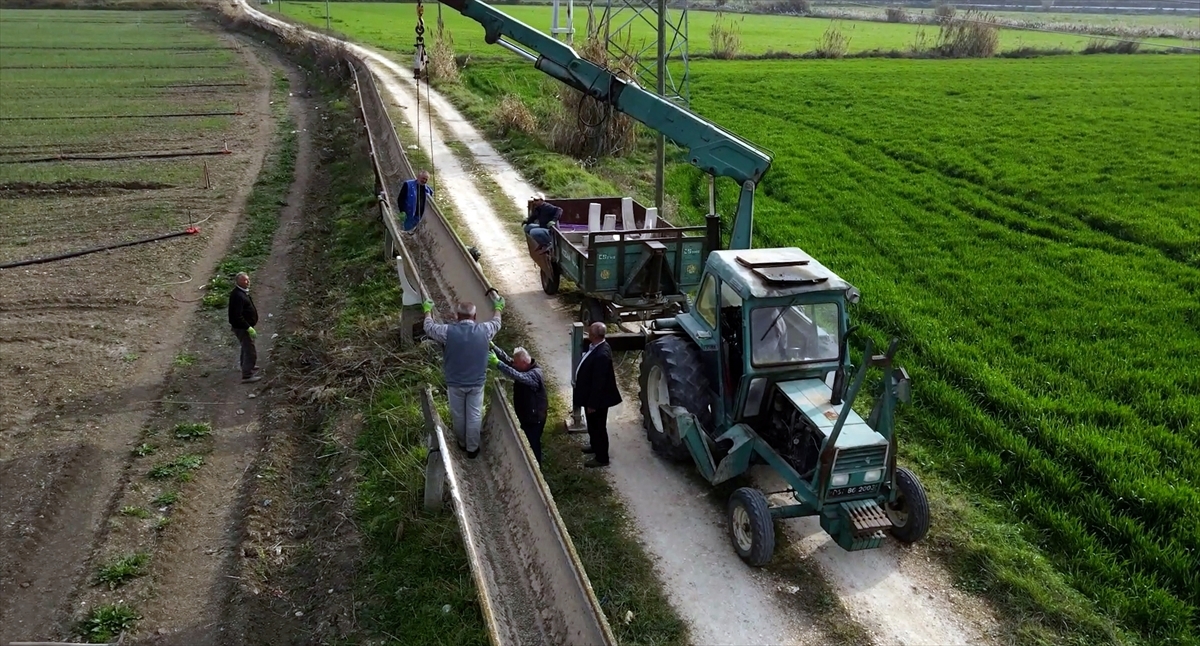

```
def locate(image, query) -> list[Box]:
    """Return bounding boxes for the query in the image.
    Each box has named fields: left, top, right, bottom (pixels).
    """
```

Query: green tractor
left=576, top=246, right=930, bottom=565
left=439, top=0, right=931, bottom=566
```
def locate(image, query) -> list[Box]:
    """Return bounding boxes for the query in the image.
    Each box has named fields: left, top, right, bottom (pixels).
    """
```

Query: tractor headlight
left=831, top=473, right=850, bottom=487
left=863, top=468, right=883, bottom=483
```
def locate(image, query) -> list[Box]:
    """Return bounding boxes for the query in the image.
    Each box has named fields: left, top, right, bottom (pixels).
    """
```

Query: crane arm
left=439, top=0, right=772, bottom=250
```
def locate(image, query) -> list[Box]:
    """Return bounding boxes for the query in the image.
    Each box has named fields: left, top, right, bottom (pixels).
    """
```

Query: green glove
left=487, top=352, right=499, bottom=368
left=492, top=295, right=505, bottom=312
left=247, top=327, right=257, bottom=339
left=422, top=299, right=434, bottom=313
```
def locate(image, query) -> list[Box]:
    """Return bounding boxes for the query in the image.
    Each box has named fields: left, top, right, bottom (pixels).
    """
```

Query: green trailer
left=527, top=197, right=714, bottom=324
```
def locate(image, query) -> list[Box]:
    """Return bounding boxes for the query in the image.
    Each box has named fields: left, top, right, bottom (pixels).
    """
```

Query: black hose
left=0, top=228, right=199, bottom=270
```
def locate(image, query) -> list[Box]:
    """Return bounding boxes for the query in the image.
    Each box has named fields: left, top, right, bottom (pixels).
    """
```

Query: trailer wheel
left=728, top=487, right=775, bottom=567
left=887, top=467, right=930, bottom=543
left=580, top=297, right=606, bottom=326
left=541, top=262, right=561, bottom=295
left=639, top=335, right=712, bottom=462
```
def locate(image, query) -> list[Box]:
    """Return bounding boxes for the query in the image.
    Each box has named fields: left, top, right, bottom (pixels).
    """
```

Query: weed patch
left=93, top=552, right=150, bottom=590
left=173, top=421, right=212, bottom=440
left=77, top=603, right=139, bottom=643
left=149, top=453, right=203, bottom=481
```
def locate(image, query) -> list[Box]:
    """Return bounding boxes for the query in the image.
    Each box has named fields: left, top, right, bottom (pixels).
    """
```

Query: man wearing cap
left=523, top=194, right=562, bottom=252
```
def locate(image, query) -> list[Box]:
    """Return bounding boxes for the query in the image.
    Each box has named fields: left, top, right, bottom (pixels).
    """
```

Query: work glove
left=487, top=352, right=499, bottom=369
left=247, top=327, right=257, bottom=339
left=491, top=295, right=505, bottom=313
left=422, top=299, right=434, bottom=314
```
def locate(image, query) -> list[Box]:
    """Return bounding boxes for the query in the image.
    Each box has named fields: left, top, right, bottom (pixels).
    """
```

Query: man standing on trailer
left=228, top=272, right=260, bottom=384
left=422, top=293, right=504, bottom=459
left=523, top=194, right=562, bottom=252
left=574, top=322, right=621, bottom=468
left=398, top=169, right=433, bottom=231
left=489, top=344, right=548, bottom=466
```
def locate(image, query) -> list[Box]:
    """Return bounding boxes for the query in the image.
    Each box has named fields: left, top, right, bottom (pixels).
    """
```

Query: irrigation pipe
left=0, top=111, right=242, bottom=121
left=0, top=149, right=232, bottom=164
left=0, top=228, right=200, bottom=270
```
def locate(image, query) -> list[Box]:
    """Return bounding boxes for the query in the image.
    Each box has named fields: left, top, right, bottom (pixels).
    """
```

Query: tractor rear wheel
left=541, top=262, right=561, bottom=295
left=639, top=335, right=713, bottom=462
left=886, top=467, right=930, bottom=543
left=728, top=487, right=775, bottom=567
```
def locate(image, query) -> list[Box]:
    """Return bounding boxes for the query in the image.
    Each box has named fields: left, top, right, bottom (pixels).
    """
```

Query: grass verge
left=203, top=71, right=297, bottom=308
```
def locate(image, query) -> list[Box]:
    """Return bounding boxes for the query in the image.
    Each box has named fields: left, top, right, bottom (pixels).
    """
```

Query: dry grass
left=933, top=3, right=957, bottom=23
left=429, top=21, right=460, bottom=83
left=493, top=94, right=538, bottom=136
left=814, top=22, right=852, bottom=59
left=709, top=12, right=744, bottom=59
left=934, top=10, right=999, bottom=58
left=1082, top=38, right=1141, bottom=54
left=544, top=10, right=637, bottom=158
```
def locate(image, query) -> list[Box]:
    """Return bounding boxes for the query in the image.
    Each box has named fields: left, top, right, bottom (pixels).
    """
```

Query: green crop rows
left=0, top=9, right=248, bottom=163
left=276, top=1, right=1193, bottom=56
left=663, top=56, right=1200, bottom=644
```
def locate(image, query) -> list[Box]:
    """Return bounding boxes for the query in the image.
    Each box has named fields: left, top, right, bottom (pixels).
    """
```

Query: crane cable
left=411, top=0, right=437, bottom=184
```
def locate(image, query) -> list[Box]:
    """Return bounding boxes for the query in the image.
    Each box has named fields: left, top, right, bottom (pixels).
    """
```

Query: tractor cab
left=676, top=247, right=860, bottom=427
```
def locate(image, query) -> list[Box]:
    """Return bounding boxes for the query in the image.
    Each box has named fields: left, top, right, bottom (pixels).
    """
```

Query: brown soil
left=0, top=180, right=175, bottom=198
left=0, top=22, right=279, bottom=644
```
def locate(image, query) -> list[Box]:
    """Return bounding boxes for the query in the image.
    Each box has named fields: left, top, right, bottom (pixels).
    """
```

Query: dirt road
left=357, top=44, right=1003, bottom=646
left=236, top=4, right=1003, bottom=643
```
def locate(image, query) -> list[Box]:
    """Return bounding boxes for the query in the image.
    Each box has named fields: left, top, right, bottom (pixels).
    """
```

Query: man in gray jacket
left=423, top=294, right=504, bottom=459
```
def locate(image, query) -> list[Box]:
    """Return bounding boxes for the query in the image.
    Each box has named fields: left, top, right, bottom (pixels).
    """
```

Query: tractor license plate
left=829, top=484, right=880, bottom=498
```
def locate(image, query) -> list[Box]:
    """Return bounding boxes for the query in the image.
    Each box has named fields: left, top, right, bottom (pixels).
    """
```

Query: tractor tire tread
left=639, top=335, right=712, bottom=462
left=890, top=466, right=931, bottom=543
left=728, top=487, right=775, bottom=567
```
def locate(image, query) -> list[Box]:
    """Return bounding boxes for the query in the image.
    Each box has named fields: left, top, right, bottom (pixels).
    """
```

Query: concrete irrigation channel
left=238, top=8, right=616, bottom=643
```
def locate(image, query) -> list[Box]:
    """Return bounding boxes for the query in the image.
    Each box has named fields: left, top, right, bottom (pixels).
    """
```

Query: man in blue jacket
left=398, top=170, right=433, bottom=231
left=423, top=294, right=504, bottom=459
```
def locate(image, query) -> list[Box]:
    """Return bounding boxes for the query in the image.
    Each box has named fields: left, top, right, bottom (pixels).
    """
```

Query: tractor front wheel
left=728, top=487, right=775, bottom=567
left=639, top=335, right=713, bottom=462
left=886, top=467, right=930, bottom=543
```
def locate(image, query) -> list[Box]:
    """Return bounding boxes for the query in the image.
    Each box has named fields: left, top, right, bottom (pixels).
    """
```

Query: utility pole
left=654, top=0, right=666, bottom=212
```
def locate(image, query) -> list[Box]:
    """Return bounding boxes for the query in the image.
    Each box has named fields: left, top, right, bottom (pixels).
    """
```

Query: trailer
left=526, top=196, right=714, bottom=325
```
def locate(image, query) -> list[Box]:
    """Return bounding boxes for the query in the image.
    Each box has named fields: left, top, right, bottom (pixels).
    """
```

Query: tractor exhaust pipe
left=705, top=213, right=722, bottom=252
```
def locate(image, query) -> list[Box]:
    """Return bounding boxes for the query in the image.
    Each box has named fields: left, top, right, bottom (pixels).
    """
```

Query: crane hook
left=414, top=0, right=428, bottom=80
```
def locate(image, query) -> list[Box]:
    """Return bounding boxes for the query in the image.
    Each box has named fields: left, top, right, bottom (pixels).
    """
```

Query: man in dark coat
left=573, top=322, right=622, bottom=467
left=490, top=345, right=548, bottom=466
left=227, top=272, right=260, bottom=383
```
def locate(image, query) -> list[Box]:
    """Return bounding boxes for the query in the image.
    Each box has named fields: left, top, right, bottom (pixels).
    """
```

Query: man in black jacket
left=490, top=345, right=548, bottom=466
left=227, top=272, right=260, bottom=383
left=573, top=322, right=622, bottom=467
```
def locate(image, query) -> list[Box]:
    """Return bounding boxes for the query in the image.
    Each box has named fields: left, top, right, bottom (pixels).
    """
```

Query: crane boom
left=439, top=0, right=772, bottom=250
